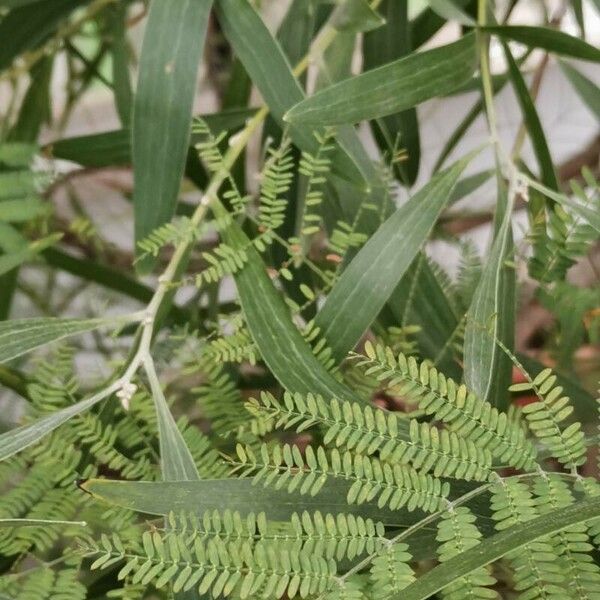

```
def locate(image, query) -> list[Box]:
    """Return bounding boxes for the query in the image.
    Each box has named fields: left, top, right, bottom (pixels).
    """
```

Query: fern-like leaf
left=510, top=367, right=586, bottom=469
left=246, top=391, right=492, bottom=481
left=231, top=443, right=451, bottom=512
left=354, top=343, right=537, bottom=470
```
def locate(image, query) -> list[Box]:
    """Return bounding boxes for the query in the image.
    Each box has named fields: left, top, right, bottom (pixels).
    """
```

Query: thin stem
left=477, top=0, right=500, bottom=152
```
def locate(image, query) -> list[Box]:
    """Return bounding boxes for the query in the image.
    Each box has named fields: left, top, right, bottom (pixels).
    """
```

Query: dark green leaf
left=559, top=60, right=600, bottom=119
left=463, top=186, right=515, bottom=410
left=77, top=477, right=488, bottom=532
left=132, top=0, right=212, bottom=267
left=48, top=109, right=255, bottom=167
left=503, top=41, right=558, bottom=190
left=109, top=3, right=132, bottom=127
left=215, top=0, right=372, bottom=187
left=285, top=33, right=477, bottom=125
left=363, top=0, right=420, bottom=185
left=145, top=360, right=198, bottom=481
left=0, top=0, right=88, bottom=71
left=316, top=154, right=474, bottom=362
left=0, top=315, right=121, bottom=363
left=0, top=387, right=111, bottom=461
left=483, top=25, right=600, bottom=62
left=330, top=0, right=385, bottom=33
left=221, top=215, right=362, bottom=403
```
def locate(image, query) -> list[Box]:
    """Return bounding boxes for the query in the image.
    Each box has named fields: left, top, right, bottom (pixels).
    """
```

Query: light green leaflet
left=0, top=316, right=119, bottom=363
left=401, top=494, right=600, bottom=600
left=463, top=187, right=515, bottom=411
left=285, top=33, right=477, bottom=125
left=132, top=0, right=212, bottom=268
left=315, top=153, right=475, bottom=363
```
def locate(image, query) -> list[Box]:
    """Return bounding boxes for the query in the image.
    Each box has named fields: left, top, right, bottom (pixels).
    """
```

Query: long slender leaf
left=526, top=177, right=600, bottom=235
left=363, top=0, right=421, bottom=185
left=285, top=34, right=477, bottom=125
left=463, top=187, right=515, bottom=410
left=0, top=0, right=88, bottom=71
left=77, top=478, right=489, bottom=529
left=145, top=360, right=198, bottom=481
left=410, top=0, right=474, bottom=47
left=221, top=217, right=363, bottom=404
left=316, top=154, right=474, bottom=362
left=559, top=60, right=600, bottom=119
left=132, top=0, right=212, bottom=266
left=0, top=387, right=112, bottom=461
left=503, top=41, right=558, bottom=190
left=48, top=109, right=257, bottom=168
left=215, top=0, right=373, bottom=187
left=483, top=25, right=600, bottom=62
left=0, top=316, right=125, bottom=363
left=400, top=494, right=600, bottom=600
left=427, top=0, right=475, bottom=25
left=109, top=3, right=132, bottom=127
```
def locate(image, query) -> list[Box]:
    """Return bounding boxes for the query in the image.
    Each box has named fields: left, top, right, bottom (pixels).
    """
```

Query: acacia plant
left=0, top=0, right=600, bottom=599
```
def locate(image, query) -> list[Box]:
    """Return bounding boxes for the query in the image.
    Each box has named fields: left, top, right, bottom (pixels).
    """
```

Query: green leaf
left=502, top=41, right=558, bottom=190
left=215, top=0, right=372, bottom=187
left=517, top=353, right=596, bottom=421
left=222, top=222, right=362, bottom=403
left=8, top=56, right=53, bottom=143
left=463, top=186, right=515, bottom=410
left=109, top=3, right=132, bottom=127
left=0, top=232, right=62, bottom=277
left=400, top=494, right=600, bottom=600
left=483, top=26, right=600, bottom=62
left=0, top=387, right=111, bottom=461
left=426, top=0, right=475, bottom=26
left=132, top=0, right=212, bottom=268
left=77, top=477, right=489, bottom=531
left=48, top=109, right=257, bottom=168
left=0, top=518, right=86, bottom=527
left=316, top=154, right=474, bottom=362
left=363, top=0, right=420, bottom=185
left=410, top=0, right=473, bottom=47
left=0, top=197, right=47, bottom=222
left=559, top=60, right=600, bottom=119
left=284, top=33, right=477, bottom=125
left=145, top=360, right=198, bottom=481
left=330, top=0, right=385, bottom=33
left=276, top=0, right=316, bottom=68
left=0, top=0, right=88, bottom=71
left=526, top=178, right=600, bottom=235
left=0, top=315, right=123, bottom=363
